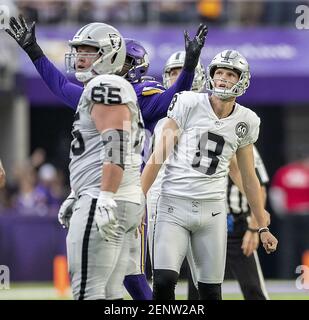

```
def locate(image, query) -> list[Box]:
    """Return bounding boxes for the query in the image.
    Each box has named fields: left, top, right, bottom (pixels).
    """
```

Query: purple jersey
left=33, top=55, right=194, bottom=162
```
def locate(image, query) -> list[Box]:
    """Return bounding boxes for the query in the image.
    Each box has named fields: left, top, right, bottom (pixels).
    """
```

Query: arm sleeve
left=139, top=69, right=194, bottom=122
left=33, top=56, right=83, bottom=109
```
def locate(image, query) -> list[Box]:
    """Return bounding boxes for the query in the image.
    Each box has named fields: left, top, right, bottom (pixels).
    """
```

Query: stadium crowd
left=0, top=148, right=67, bottom=216
left=15, top=0, right=298, bottom=27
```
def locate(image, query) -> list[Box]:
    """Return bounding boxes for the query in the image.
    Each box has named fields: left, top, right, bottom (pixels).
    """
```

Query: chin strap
left=75, top=71, right=95, bottom=83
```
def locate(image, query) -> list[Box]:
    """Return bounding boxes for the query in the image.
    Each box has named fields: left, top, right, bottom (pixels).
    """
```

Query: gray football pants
left=153, top=194, right=227, bottom=284
left=67, top=194, right=145, bottom=300
left=147, top=193, right=198, bottom=287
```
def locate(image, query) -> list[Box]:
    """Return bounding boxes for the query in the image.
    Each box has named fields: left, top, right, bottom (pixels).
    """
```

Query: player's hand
left=241, top=230, right=259, bottom=257
left=138, top=212, right=147, bottom=235
left=6, top=14, right=36, bottom=49
left=94, top=191, right=120, bottom=241
left=183, top=23, right=208, bottom=72
left=260, top=230, right=278, bottom=254
left=5, top=14, right=43, bottom=61
left=58, top=190, right=77, bottom=228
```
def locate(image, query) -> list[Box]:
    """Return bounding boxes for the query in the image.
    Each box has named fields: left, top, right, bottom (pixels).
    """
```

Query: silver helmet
left=206, top=50, right=250, bottom=100
left=162, top=51, right=206, bottom=92
left=65, top=22, right=126, bottom=83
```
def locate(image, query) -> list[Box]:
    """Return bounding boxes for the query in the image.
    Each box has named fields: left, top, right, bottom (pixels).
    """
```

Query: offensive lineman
left=142, top=50, right=278, bottom=300
left=10, top=20, right=145, bottom=299
left=63, top=23, right=145, bottom=300
left=5, top=15, right=207, bottom=299
left=67, top=23, right=145, bottom=299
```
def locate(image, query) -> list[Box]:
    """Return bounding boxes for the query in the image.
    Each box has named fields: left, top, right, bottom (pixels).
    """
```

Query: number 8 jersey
left=69, top=74, right=144, bottom=204
left=161, top=91, right=260, bottom=200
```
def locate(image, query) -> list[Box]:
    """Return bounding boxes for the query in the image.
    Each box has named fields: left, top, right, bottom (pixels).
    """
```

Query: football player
left=66, top=22, right=146, bottom=300
left=160, top=53, right=270, bottom=300
left=141, top=50, right=278, bottom=300
left=6, top=15, right=207, bottom=300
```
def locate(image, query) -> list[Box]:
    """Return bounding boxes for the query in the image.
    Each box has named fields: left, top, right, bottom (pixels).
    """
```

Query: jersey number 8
left=192, top=132, right=225, bottom=175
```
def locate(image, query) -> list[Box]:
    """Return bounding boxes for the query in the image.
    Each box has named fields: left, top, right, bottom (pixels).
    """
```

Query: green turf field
left=0, top=280, right=308, bottom=300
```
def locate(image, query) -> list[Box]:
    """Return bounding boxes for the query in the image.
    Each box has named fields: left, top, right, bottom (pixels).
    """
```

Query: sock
left=124, top=274, right=152, bottom=300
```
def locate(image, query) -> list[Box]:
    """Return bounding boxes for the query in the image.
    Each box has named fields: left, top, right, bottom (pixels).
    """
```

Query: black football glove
left=5, top=14, right=43, bottom=61
left=183, top=24, right=208, bottom=72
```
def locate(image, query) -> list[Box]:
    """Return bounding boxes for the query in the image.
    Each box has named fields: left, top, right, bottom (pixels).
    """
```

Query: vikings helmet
left=120, top=39, right=149, bottom=83
left=162, top=51, right=206, bottom=92
left=65, top=22, right=126, bottom=83
left=206, top=50, right=250, bottom=100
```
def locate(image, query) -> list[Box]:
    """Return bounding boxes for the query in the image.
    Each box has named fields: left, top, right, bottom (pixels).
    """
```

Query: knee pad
left=198, top=282, right=222, bottom=300
left=153, top=269, right=178, bottom=300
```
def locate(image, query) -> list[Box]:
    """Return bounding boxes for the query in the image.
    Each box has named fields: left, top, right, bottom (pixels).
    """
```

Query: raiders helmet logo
left=235, top=122, right=249, bottom=138
left=109, top=33, right=122, bottom=51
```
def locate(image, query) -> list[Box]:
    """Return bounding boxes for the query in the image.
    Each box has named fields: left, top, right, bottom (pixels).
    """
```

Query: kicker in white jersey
left=160, top=91, right=260, bottom=200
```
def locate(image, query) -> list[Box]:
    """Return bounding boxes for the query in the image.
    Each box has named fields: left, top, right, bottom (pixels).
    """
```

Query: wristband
left=25, top=43, right=44, bottom=61
left=258, top=227, right=269, bottom=235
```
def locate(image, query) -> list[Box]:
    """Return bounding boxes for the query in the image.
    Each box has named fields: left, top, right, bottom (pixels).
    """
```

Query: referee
left=188, top=145, right=269, bottom=300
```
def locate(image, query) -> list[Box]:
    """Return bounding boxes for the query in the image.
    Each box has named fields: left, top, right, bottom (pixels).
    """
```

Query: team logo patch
left=109, top=33, right=122, bottom=51
left=235, top=122, right=249, bottom=138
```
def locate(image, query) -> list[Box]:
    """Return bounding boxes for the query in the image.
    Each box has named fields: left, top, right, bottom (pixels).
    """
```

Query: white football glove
left=58, top=190, right=77, bottom=228
left=94, top=191, right=120, bottom=241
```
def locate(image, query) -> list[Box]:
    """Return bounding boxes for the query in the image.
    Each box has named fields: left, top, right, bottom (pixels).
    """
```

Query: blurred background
left=0, top=0, right=309, bottom=299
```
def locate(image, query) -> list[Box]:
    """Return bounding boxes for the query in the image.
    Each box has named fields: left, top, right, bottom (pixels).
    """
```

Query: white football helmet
left=162, top=51, right=206, bottom=92
left=65, top=22, right=126, bottom=83
left=206, top=50, right=250, bottom=100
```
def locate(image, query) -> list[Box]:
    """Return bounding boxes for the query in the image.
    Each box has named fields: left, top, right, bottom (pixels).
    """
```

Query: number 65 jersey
left=69, top=74, right=144, bottom=204
left=161, top=91, right=260, bottom=201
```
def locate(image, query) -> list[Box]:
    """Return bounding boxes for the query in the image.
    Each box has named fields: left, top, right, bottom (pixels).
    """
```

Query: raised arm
left=6, top=14, right=82, bottom=109
left=140, top=24, right=208, bottom=122
left=139, top=70, right=194, bottom=122
left=33, top=57, right=82, bottom=109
